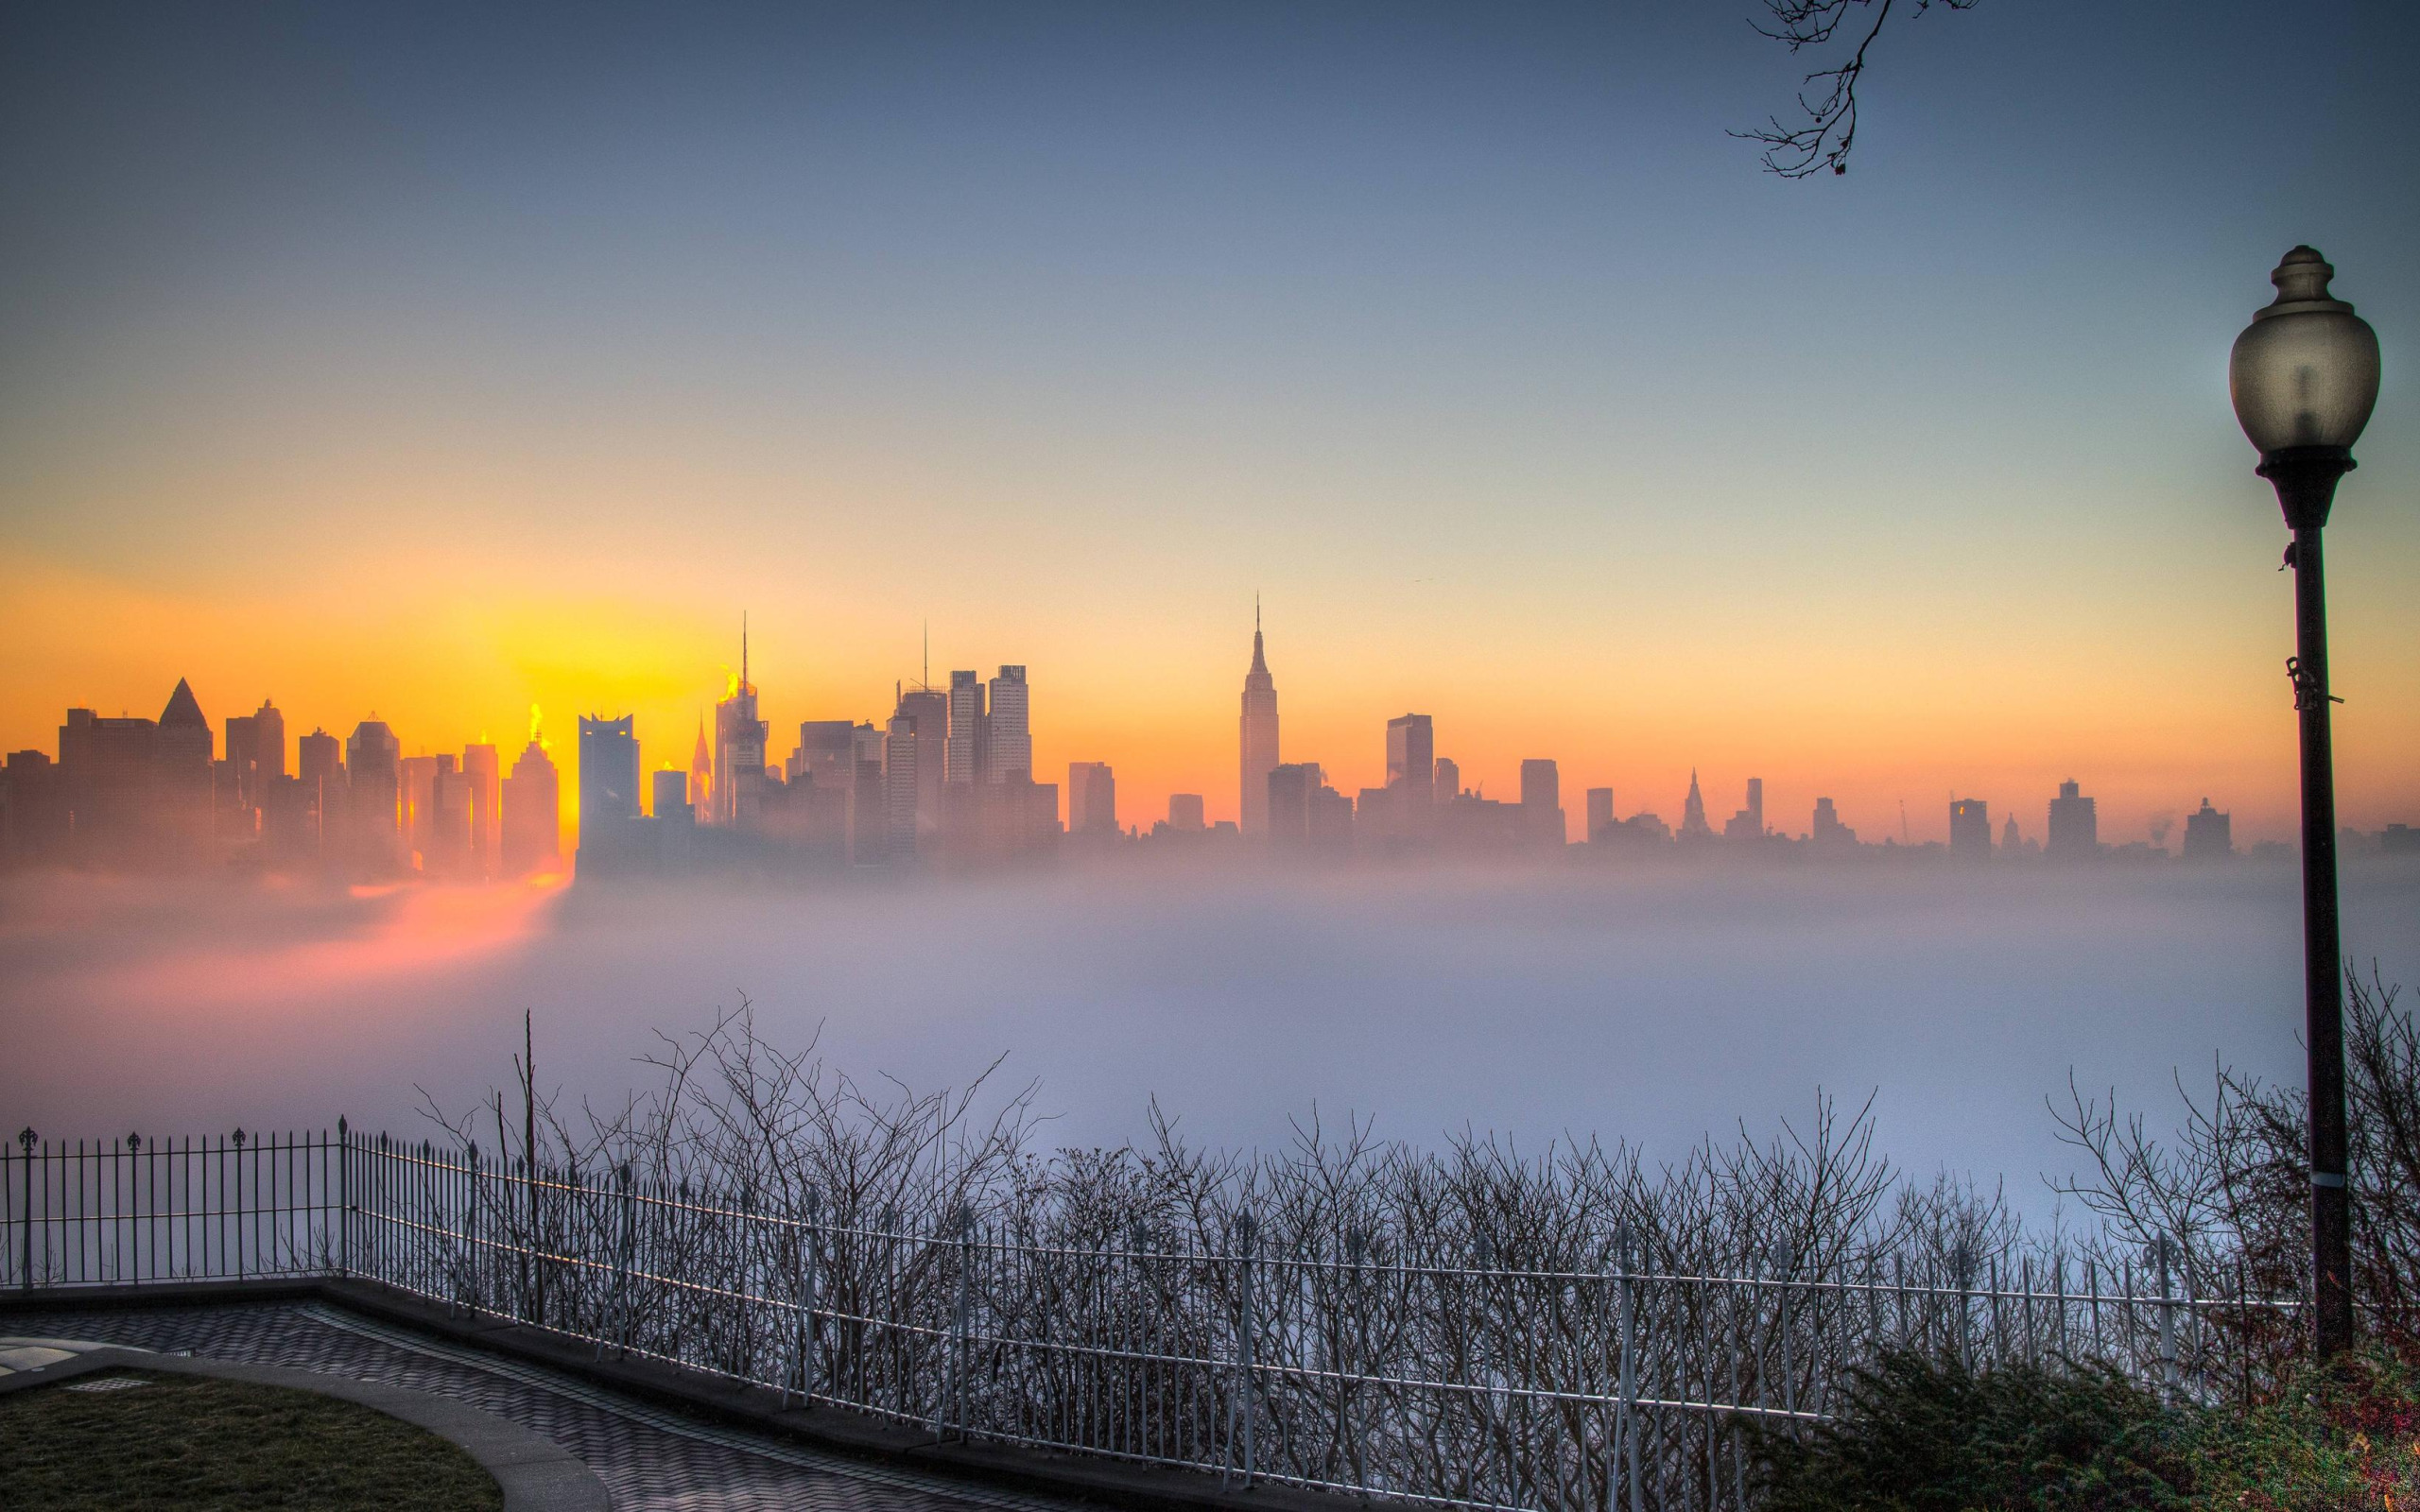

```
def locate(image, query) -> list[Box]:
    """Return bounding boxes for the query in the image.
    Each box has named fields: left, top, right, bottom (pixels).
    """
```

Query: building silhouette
left=787, top=722, right=856, bottom=792
left=221, top=696, right=285, bottom=833
left=1585, top=787, right=1614, bottom=841
left=1167, top=793, right=1205, bottom=832
left=882, top=709, right=922, bottom=863
left=58, top=705, right=159, bottom=866
left=345, top=720, right=402, bottom=874
left=1949, top=798, right=1991, bottom=862
left=891, top=684, right=947, bottom=857
left=1520, top=759, right=1564, bottom=846
left=2182, top=798, right=2233, bottom=862
left=1266, top=762, right=1320, bottom=846
left=1238, top=604, right=1279, bottom=836
left=1722, top=778, right=1765, bottom=842
left=2000, top=814, right=2021, bottom=853
left=652, top=769, right=692, bottom=823
left=501, top=737, right=559, bottom=875
left=2047, top=779, right=2098, bottom=862
left=1387, top=715, right=1434, bottom=803
left=1433, top=757, right=1461, bottom=803
left=1680, top=770, right=1713, bottom=840
left=986, top=666, right=1030, bottom=782
left=714, top=627, right=768, bottom=827
left=947, top=670, right=987, bottom=785
left=688, top=719, right=713, bottom=816
left=576, top=714, right=639, bottom=874
left=849, top=722, right=886, bottom=864
left=462, top=742, right=499, bottom=879
left=1810, top=797, right=1857, bottom=852
left=1068, top=762, right=1117, bottom=839
left=153, top=679, right=214, bottom=857
left=296, top=728, right=345, bottom=860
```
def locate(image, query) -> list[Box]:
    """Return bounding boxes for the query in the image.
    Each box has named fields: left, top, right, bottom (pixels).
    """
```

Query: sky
left=2, top=0, right=2415, bottom=845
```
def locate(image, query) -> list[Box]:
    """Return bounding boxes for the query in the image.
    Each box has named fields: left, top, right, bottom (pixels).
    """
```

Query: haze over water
left=8, top=861, right=2413, bottom=1214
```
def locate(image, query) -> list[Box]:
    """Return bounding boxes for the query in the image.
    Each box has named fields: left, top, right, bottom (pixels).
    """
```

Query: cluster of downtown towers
left=1, top=615, right=2262, bottom=881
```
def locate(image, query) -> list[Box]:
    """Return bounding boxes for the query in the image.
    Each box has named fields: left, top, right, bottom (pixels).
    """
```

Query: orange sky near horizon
left=3, top=514, right=2412, bottom=850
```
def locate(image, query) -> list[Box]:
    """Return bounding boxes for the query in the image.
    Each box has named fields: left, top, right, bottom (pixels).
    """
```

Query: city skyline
left=8, top=602, right=2411, bottom=880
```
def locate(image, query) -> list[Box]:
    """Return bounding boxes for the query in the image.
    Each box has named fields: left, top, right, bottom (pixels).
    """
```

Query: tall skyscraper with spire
left=714, top=615, right=768, bottom=826
left=1238, top=600, right=1279, bottom=836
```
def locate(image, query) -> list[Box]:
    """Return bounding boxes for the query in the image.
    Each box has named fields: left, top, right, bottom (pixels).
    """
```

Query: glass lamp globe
left=2229, top=246, right=2380, bottom=457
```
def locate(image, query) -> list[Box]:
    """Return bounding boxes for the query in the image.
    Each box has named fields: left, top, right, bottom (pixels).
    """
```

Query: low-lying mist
left=4, top=860, right=2413, bottom=1214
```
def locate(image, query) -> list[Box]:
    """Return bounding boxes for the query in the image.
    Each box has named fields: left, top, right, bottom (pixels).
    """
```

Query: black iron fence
left=4, top=1126, right=2304, bottom=1512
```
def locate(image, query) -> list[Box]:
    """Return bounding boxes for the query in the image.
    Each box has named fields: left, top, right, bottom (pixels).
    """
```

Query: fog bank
left=5, top=862, right=2413, bottom=1211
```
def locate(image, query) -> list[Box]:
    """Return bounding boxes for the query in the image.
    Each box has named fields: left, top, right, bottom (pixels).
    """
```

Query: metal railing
left=5, top=1127, right=2300, bottom=1512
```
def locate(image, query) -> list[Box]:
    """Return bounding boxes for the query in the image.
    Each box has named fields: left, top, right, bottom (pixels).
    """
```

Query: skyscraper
left=1811, top=797, right=1857, bottom=850
left=1167, top=793, right=1205, bottom=831
left=947, top=670, right=987, bottom=784
left=1680, top=770, right=1712, bottom=839
left=1067, top=762, right=1117, bottom=838
left=297, top=728, right=344, bottom=856
left=1386, top=714, right=1435, bottom=803
left=462, top=742, right=499, bottom=879
left=1723, top=778, right=1766, bottom=841
left=883, top=710, right=922, bottom=862
left=501, top=737, right=559, bottom=875
left=714, top=623, right=768, bottom=827
left=850, top=721, right=885, bottom=864
left=892, top=684, right=947, bottom=852
left=1585, top=787, right=1614, bottom=840
left=788, top=721, right=856, bottom=792
left=1520, top=759, right=1563, bottom=846
left=688, top=718, right=713, bottom=815
left=154, top=678, right=214, bottom=852
left=1238, top=603, right=1279, bottom=836
left=222, top=696, right=285, bottom=818
left=577, top=714, right=640, bottom=874
left=2047, top=779, right=2098, bottom=862
left=985, top=666, right=1030, bottom=782
left=1949, top=798, right=1992, bottom=862
left=1434, top=757, right=1461, bottom=803
left=1266, top=762, right=1322, bottom=846
left=345, top=719, right=402, bottom=873
left=2182, top=799, right=2234, bottom=861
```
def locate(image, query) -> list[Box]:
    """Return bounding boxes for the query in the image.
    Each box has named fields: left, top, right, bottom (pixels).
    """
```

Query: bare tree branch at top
left=1738, top=0, right=1980, bottom=179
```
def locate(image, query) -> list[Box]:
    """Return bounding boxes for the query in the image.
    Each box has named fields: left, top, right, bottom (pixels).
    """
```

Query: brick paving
left=5, top=1300, right=1083, bottom=1512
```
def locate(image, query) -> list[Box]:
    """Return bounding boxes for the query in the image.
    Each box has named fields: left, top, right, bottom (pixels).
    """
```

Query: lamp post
left=2228, top=245, right=2380, bottom=1361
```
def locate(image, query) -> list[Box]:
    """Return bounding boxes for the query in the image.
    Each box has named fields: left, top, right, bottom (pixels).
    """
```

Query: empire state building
left=1239, top=603, right=1279, bottom=835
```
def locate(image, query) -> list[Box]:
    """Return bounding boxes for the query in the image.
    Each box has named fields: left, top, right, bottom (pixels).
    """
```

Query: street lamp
left=2228, top=245, right=2381, bottom=1361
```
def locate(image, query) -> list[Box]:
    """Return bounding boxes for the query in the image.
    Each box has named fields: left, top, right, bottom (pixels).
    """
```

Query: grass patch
left=0, top=1368, right=504, bottom=1511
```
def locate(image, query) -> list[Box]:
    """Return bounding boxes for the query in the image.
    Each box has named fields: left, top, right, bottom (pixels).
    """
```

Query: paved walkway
left=4, top=1300, right=1082, bottom=1512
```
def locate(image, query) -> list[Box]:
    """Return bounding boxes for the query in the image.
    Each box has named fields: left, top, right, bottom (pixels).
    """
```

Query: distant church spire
left=1681, top=768, right=1710, bottom=836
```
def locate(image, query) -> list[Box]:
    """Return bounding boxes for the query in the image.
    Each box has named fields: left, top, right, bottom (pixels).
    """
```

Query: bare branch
left=1736, top=0, right=1979, bottom=178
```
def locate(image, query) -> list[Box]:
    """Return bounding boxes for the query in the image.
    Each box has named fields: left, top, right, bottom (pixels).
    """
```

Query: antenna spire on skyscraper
left=741, top=611, right=749, bottom=693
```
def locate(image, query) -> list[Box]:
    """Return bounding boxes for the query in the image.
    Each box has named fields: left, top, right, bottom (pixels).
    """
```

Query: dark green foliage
left=1756, top=1349, right=2198, bottom=1512
left=1757, top=1347, right=2420, bottom=1512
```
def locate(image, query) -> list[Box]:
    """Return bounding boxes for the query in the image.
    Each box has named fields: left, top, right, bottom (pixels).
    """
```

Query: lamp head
left=2229, top=246, right=2380, bottom=458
